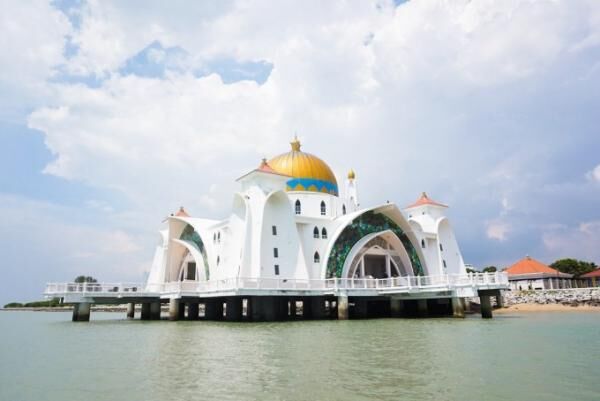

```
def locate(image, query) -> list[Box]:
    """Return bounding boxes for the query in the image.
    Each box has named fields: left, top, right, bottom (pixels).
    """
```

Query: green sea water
left=0, top=311, right=598, bottom=401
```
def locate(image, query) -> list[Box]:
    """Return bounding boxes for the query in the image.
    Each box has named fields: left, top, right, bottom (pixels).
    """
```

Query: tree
left=550, top=259, right=597, bottom=277
left=74, top=276, right=98, bottom=283
left=482, top=266, right=497, bottom=273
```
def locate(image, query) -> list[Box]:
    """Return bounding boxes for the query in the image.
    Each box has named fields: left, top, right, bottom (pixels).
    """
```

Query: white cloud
left=543, top=221, right=600, bottom=262
left=486, top=220, right=511, bottom=242
left=586, top=164, right=600, bottom=182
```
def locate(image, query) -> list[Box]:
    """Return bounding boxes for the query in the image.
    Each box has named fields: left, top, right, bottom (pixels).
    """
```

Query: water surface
left=0, top=311, right=598, bottom=401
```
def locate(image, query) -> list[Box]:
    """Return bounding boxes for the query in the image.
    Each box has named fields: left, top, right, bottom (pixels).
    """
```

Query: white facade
left=145, top=141, right=469, bottom=290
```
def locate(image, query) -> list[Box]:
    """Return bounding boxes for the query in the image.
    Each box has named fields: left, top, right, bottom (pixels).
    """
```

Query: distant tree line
left=3, top=276, right=98, bottom=308
left=468, top=259, right=597, bottom=278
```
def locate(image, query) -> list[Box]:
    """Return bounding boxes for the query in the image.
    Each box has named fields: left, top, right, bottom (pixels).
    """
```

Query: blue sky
left=1, top=0, right=600, bottom=304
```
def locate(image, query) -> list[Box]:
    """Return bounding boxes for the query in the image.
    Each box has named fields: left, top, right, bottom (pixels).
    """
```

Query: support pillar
left=301, top=297, right=312, bottom=319
left=225, top=297, right=243, bottom=321
left=463, top=298, right=472, bottom=313
left=452, top=297, right=465, bottom=318
left=496, top=293, right=504, bottom=308
left=188, top=302, right=199, bottom=320
left=337, top=294, right=349, bottom=320
left=169, top=298, right=181, bottom=321
left=126, top=303, right=135, bottom=319
left=289, top=299, right=297, bottom=318
left=178, top=302, right=186, bottom=320
left=150, top=302, right=161, bottom=320
left=390, top=299, right=403, bottom=318
left=72, top=302, right=91, bottom=322
left=204, top=299, right=217, bottom=320
left=480, top=295, right=493, bottom=319
left=141, top=303, right=151, bottom=320
left=417, top=299, right=428, bottom=317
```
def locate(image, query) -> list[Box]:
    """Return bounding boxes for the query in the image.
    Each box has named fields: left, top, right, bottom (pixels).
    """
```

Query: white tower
left=345, top=169, right=359, bottom=213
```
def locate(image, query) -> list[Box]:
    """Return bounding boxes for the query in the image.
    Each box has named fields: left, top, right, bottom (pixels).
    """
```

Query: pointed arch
left=314, top=251, right=320, bottom=263
left=320, top=200, right=326, bottom=215
left=295, top=199, right=301, bottom=215
left=313, top=226, right=320, bottom=238
left=321, top=227, right=328, bottom=239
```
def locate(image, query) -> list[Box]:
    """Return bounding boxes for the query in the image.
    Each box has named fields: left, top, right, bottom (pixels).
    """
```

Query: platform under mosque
left=44, top=137, right=508, bottom=322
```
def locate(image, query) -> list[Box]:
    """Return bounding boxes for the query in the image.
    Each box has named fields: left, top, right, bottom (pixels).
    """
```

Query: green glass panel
left=326, top=211, right=424, bottom=278
left=180, top=225, right=210, bottom=280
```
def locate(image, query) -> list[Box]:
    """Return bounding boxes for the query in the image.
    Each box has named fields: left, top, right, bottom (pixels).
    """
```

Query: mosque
left=45, top=137, right=508, bottom=321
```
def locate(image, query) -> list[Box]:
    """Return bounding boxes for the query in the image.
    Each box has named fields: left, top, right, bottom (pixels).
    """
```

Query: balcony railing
left=45, top=272, right=508, bottom=297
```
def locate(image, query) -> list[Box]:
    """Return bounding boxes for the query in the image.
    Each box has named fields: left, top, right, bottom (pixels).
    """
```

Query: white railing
left=45, top=272, right=508, bottom=297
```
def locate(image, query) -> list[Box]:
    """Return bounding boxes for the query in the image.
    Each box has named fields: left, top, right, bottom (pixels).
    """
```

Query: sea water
left=0, top=311, right=598, bottom=401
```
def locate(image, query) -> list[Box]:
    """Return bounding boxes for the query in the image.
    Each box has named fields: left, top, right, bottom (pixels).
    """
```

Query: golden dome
left=347, top=169, right=355, bottom=180
left=268, top=137, right=339, bottom=195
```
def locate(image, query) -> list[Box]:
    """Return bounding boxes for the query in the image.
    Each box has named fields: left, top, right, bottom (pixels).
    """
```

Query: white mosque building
left=46, top=137, right=507, bottom=321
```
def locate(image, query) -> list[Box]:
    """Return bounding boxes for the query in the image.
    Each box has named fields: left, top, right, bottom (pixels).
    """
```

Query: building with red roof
left=581, top=268, right=600, bottom=287
left=505, top=256, right=574, bottom=291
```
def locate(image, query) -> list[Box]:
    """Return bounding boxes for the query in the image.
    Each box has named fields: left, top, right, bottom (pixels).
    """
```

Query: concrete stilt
left=150, top=302, right=161, bottom=320
left=225, top=297, right=243, bottom=321
left=126, top=303, right=135, bottom=319
left=204, top=299, right=216, bottom=320
left=496, top=293, right=504, bottom=308
left=337, top=294, right=349, bottom=320
left=72, top=302, right=91, bottom=322
left=301, top=298, right=312, bottom=319
left=452, top=297, right=465, bottom=318
left=141, top=303, right=151, bottom=320
left=463, top=298, right=472, bottom=313
left=188, top=302, right=199, bottom=320
left=289, top=299, right=297, bottom=318
left=417, top=299, right=428, bottom=317
left=480, top=295, right=493, bottom=319
left=310, top=297, right=327, bottom=319
left=262, top=297, right=278, bottom=321
left=169, top=298, right=181, bottom=321
left=353, top=298, right=369, bottom=319
left=390, top=299, right=403, bottom=317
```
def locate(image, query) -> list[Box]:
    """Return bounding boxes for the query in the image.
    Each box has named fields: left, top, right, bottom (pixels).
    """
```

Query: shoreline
left=496, top=303, right=600, bottom=313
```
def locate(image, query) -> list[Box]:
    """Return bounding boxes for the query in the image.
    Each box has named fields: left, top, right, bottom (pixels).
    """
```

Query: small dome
left=268, top=137, right=338, bottom=195
left=347, top=169, right=356, bottom=180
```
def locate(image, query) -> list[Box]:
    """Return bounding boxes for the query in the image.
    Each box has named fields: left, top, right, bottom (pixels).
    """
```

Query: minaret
left=345, top=169, right=359, bottom=213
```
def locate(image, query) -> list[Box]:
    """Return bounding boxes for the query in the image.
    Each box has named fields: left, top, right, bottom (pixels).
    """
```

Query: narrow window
left=274, top=265, right=280, bottom=275
left=421, top=239, right=426, bottom=248
left=320, top=201, right=326, bottom=216
left=272, top=225, right=277, bottom=236
left=217, top=232, right=221, bottom=243
left=439, top=243, right=443, bottom=252
left=186, top=262, right=196, bottom=280
left=295, top=199, right=301, bottom=215
left=313, top=226, right=320, bottom=239
left=443, top=259, right=447, bottom=268
left=217, top=256, right=220, bottom=266
left=321, top=227, right=328, bottom=239
left=213, top=233, right=216, bottom=243
left=314, top=251, right=320, bottom=263
left=274, top=248, right=279, bottom=258
left=342, top=204, right=346, bottom=215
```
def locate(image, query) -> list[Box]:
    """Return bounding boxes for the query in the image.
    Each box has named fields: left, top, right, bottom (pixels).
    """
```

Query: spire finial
left=421, top=192, right=428, bottom=198
left=290, top=134, right=301, bottom=151
left=348, top=168, right=356, bottom=180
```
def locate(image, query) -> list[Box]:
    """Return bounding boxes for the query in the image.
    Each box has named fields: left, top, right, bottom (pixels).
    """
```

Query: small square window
left=274, top=265, right=280, bottom=275
left=272, top=225, right=277, bottom=235
left=273, top=248, right=279, bottom=258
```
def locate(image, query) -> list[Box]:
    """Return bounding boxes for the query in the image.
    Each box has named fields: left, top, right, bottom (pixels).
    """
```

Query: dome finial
left=348, top=168, right=356, bottom=180
left=290, top=134, right=301, bottom=151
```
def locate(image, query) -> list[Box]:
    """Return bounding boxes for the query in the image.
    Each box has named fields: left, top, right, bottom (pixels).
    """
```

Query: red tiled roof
left=582, top=269, right=600, bottom=278
left=505, top=256, right=560, bottom=275
left=405, top=192, right=448, bottom=209
left=175, top=206, right=190, bottom=217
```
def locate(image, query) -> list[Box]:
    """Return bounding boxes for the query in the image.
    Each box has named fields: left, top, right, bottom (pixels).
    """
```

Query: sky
left=1, top=0, right=600, bottom=304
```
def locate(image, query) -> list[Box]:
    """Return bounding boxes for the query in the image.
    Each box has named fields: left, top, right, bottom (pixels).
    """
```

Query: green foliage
left=3, top=298, right=61, bottom=308
left=482, top=266, right=498, bottom=273
left=466, top=268, right=478, bottom=273
left=74, top=275, right=97, bottom=283
left=550, top=259, right=597, bottom=277
left=3, top=302, right=24, bottom=308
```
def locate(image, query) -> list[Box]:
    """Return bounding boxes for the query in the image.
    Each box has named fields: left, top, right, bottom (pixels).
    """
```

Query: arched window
left=314, top=251, right=320, bottom=263
left=295, top=199, right=301, bottom=215
left=320, top=201, right=326, bottom=216
left=213, top=233, right=216, bottom=243
left=439, top=243, right=443, bottom=252
left=217, top=232, right=221, bottom=243
left=421, top=239, right=426, bottom=248
left=321, top=227, right=328, bottom=239
left=313, top=226, right=320, bottom=238
left=342, top=204, right=346, bottom=215
left=216, top=256, right=220, bottom=266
